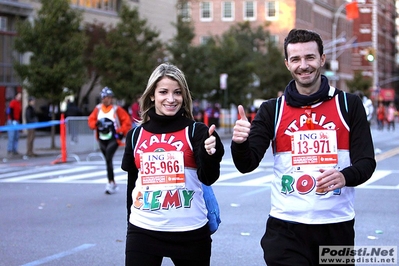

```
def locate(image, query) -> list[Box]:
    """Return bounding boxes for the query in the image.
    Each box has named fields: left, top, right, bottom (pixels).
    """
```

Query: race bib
left=139, top=151, right=185, bottom=190
left=291, top=129, right=338, bottom=171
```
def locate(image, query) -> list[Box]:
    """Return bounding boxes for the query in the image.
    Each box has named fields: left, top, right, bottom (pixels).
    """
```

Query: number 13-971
left=292, top=130, right=337, bottom=156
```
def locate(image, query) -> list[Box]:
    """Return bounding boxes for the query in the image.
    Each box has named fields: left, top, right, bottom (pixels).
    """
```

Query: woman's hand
left=204, top=124, right=217, bottom=155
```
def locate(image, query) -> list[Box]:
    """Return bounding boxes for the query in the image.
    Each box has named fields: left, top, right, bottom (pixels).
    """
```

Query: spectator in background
left=377, top=102, right=385, bottom=130
left=193, top=99, right=203, bottom=122
left=386, top=102, right=396, bottom=131
left=206, top=103, right=221, bottom=128
left=131, top=93, right=141, bottom=128
left=25, top=96, right=39, bottom=157
left=7, top=92, right=22, bottom=157
left=354, top=91, right=374, bottom=125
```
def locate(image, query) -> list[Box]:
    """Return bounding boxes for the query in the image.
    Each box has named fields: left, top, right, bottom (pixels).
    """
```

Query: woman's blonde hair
left=139, top=63, right=194, bottom=123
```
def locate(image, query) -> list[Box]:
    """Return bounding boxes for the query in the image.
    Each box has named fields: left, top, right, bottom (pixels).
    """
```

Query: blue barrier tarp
left=0, top=120, right=62, bottom=132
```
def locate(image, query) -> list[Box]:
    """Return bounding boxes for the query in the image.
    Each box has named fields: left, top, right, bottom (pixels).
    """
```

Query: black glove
left=95, top=121, right=102, bottom=128
left=116, top=133, right=124, bottom=139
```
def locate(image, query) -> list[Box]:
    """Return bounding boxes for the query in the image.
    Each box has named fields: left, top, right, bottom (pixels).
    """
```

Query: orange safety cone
left=52, top=113, right=67, bottom=164
left=60, top=113, right=67, bottom=162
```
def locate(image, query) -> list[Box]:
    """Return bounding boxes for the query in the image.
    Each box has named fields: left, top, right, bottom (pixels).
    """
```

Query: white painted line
left=0, top=166, right=55, bottom=178
left=238, top=174, right=274, bottom=185
left=217, top=168, right=262, bottom=182
left=358, top=185, right=399, bottom=190
left=358, top=170, right=391, bottom=187
left=21, top=243, right=95, bottom=266
left=43, top=168, right=125, bottom=183
left=2, top=166, right=97, bottom=182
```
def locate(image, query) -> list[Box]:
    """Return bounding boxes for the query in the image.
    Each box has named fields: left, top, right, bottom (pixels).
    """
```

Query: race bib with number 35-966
left=139, top=151, right=185, bottom=190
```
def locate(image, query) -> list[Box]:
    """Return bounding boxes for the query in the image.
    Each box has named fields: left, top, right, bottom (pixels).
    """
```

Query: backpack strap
left=191, top=122, right=197, bottom=139
left=343, top=91, right=348, bottom=112
left=131, top=125, right=141, bottom=152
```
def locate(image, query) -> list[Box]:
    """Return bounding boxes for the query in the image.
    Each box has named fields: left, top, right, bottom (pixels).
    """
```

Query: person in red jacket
left=7, top=92, right=22, bottom=156
left=130, top=93, right=141, bottom=128
left=88, top=87, right=131, bottom=194
left=377, top=102, right=386, bottom=130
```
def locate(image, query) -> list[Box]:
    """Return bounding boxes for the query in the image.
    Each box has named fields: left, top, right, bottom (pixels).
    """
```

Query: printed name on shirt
left=133, top=189, right=194, bottom=210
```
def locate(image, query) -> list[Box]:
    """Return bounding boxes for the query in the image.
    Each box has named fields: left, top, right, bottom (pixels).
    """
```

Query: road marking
left=42, top=168, right=125, bottom=183
left=0, top=163, right=398, bottom=189
left=375, top=146, right=399, bottom=162
left=21, top=243, right=95, bottom=266
left=358, top=170, right=391, bottom=187
left=0, top=166, right=97, bottom=182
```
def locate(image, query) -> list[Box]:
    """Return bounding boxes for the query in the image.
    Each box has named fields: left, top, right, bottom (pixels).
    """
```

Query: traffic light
left=365, top=47, right=375, bottom=62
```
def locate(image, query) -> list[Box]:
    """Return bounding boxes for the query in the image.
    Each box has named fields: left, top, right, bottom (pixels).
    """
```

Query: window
left=269, top=34, right=279, bottom=45
left=70, top=0, right=119, bottom=12
left=244, top=1, right=256, bottom=21
left=200, top=36, right=211, bottom=45
left=266, top=1, right=278, bottom=20
left=178, top=2, right=191, bottom=22
left=222, top=1, right=234, bottom=21
left=0, top=16, right=7, bottom=31
left=200, top=2, right=213, bottom=21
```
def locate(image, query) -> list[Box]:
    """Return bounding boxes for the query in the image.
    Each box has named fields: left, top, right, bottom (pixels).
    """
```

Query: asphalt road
left=0, top=125, right=398, bottom=266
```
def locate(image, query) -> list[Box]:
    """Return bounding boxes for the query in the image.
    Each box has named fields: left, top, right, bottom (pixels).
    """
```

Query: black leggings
left=98, top=138, right=118, bottom=182
left=125, top=251, right=210, bottom=266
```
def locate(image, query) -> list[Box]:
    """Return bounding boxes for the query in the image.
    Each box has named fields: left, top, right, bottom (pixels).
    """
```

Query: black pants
left=125, top=223, right=211, bottom=266
left=261, top=216, right=355, bottom=266
left=98, top=138, right=118, bottom=182
left=125, top=251, right=210, bottom=266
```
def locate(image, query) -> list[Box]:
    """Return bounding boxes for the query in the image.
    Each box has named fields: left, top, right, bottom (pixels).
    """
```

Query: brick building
left=181, top=0, right=397, bottom=99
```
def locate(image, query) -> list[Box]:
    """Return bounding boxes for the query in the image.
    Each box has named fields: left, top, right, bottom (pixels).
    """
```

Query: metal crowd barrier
left=65, top=116, right=103, bottom=161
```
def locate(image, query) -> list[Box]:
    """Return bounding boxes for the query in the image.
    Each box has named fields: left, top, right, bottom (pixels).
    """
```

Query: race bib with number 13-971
left=291, top=129, right=338, bottom=171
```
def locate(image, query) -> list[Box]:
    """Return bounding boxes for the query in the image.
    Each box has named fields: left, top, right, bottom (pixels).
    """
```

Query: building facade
left=0, top=0, right=177, bottom=125
left=183, top=0, right=397, bottom=99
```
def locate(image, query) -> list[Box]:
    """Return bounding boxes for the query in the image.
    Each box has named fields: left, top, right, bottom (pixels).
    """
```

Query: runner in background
left=88, top=87, right=131, bottom=194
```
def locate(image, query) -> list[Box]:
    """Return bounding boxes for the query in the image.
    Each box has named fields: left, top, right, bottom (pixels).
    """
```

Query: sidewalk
left=0, top=130, right=63, bottom=163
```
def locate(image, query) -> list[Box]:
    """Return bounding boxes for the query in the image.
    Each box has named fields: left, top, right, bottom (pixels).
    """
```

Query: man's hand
left=232, top=105, right=251, bottom=144
left=316, top=168, right=346, bottom=193
left=204, top=124, right=217, bottom=155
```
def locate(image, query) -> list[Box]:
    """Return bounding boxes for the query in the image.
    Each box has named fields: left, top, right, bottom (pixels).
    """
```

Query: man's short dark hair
left=284, top=29, right=324, bottom=59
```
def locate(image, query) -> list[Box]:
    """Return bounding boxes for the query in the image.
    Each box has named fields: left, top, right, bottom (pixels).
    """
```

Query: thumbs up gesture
left=204, top=124, right=217, bottom=155
left=232, top=105, right=251, bottom=144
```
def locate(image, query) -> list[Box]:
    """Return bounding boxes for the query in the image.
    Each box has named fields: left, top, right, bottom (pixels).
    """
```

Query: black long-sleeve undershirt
left=231, top=90, right=376, bottom=187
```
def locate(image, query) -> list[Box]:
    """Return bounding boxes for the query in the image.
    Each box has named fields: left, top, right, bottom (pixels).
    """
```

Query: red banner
left=346, top=2, right=359, bottom=20
left=379, top=88, right=395, bottom=102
